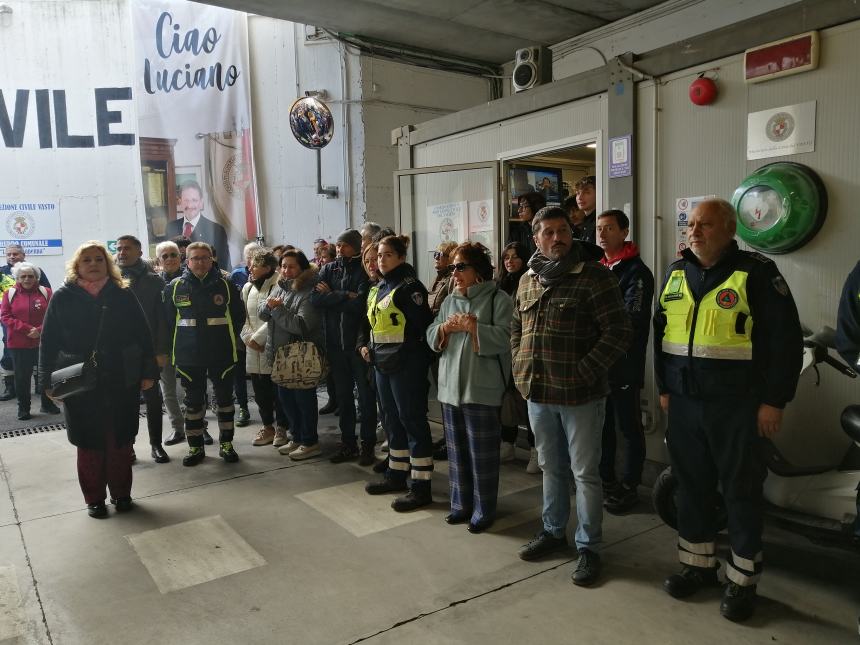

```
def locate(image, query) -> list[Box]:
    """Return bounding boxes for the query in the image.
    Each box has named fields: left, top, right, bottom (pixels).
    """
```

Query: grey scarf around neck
left=527, top=244, right=582, bottom=287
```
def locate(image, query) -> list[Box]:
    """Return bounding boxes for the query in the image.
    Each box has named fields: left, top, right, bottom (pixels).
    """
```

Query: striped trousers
left=177, top=364, right=236, bottom=447
left=442, top=403, right=501, bottom=524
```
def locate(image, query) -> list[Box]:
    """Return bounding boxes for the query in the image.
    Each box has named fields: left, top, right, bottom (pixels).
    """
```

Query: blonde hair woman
left=40, top=241, right=159, bottom=518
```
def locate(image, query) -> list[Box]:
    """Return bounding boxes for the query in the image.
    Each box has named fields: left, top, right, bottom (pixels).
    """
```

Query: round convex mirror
left=289, top=97, right=334, bottom=149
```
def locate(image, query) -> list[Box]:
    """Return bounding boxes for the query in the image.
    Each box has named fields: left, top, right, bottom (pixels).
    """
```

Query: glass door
left=393, top=162, right=501, bottom=423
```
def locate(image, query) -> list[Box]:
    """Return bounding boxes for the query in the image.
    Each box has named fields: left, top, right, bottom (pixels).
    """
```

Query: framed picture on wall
left=175, top=165, right=203, bottom=215
left=508, top=165, right=563, bottom=219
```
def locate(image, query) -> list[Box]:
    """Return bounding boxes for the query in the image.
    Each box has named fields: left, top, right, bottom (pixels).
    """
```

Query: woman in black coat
left=40, top=241, right=158, bottom=518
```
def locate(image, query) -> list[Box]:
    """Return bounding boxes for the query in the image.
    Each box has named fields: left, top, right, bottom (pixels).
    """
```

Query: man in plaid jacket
left=512, top=206, right=632, bottom=587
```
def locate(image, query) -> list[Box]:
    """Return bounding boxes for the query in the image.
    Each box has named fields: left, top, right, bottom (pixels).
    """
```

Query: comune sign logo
left=5, top=212, right=35, bottom=239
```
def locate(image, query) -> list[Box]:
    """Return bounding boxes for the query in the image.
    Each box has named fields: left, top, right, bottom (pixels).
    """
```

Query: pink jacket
left=0, top=284, right=52, bottom=349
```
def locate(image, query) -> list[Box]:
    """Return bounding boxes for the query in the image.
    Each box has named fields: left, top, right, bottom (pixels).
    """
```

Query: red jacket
left=1, top=284, right=52, bottom=349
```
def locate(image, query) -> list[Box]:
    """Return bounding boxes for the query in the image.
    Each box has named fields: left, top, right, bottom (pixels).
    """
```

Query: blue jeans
left=528, top=398, right=605, bottom=551
left=276, top=386, right=319, bottom=446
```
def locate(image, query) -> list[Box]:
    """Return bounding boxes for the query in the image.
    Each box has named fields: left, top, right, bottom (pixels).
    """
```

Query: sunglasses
left=433, top=251, right=448, bottom=260
left=451, top=263, right=473, bottom=273
left=160, top=252, right=179, bottom=259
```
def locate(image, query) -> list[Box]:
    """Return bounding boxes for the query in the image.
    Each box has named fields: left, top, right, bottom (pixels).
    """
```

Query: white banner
left=132, top=0, right=258, bottom=270
left=747, top=101, right=816, bottom=161
left=0, top=200, right=63, bottom=256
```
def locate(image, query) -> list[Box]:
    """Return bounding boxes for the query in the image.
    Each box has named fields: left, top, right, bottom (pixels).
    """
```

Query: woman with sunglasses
left=155, top=240, right=195, bottom=446
left=497, top=241, right=538, bottom=473
left=363, top=235, right=435, bottom=512
left=426, top=243, right=513, bottom=533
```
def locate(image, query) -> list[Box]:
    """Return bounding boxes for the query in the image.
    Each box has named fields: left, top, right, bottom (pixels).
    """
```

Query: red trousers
left=76, top=433, right=133, bottom=505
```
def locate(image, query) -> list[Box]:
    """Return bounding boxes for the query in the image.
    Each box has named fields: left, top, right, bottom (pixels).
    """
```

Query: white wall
left=0, top=0, right=144, bottom=283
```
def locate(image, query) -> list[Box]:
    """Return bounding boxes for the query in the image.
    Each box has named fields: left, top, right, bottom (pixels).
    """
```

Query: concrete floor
left=0, top=397, right=857, bottom=644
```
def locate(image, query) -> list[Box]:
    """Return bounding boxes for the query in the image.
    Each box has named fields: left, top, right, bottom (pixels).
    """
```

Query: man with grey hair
left=1, top=244, right=51, bottom=402
left=654, top=198, right=802, bottom=622
left=360, top=221, right=382, bottom=251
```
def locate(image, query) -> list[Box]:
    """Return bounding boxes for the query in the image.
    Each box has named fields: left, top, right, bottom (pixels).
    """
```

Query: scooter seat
left=840, top=405, right=860, bottom=443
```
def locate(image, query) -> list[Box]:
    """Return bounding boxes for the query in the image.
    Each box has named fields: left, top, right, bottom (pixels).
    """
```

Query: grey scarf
left=527, top=244, right=582, bottom=287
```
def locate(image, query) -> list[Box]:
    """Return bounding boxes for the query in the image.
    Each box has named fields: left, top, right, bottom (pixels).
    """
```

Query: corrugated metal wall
left=409, top=20, right=860, bottom=468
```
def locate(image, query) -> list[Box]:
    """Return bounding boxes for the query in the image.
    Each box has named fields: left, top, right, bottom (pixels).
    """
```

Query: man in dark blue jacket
left=311, top=228, right=378, bottom=465
left=165, top=242, right=245, bottom=466
left=596, top=210, right=654, bottom=513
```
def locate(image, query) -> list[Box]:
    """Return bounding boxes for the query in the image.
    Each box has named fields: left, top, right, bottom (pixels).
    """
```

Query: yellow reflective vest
left=367, top=285, right=405, bottom=345
left=659, top=269, right=753, bottom=361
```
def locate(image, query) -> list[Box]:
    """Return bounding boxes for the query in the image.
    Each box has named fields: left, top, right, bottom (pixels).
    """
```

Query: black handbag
left=50, top=305, right=107, bottom=401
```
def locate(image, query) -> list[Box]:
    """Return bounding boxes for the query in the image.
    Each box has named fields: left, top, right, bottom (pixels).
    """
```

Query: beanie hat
left=337, top=228, right=362, bottom=252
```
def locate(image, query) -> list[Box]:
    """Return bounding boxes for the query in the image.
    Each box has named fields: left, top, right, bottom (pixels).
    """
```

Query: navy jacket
left=603, top=247, right=654, bottom=387
left=836, top=260, right=860, bottom=368
left=311, top=255, right=370, bottom=352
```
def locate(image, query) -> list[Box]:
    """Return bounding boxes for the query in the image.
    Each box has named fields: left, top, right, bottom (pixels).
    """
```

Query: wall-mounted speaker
left=512, top=46, right=552, bottom=93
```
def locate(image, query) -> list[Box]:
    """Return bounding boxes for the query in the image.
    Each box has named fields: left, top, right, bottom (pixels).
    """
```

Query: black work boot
left=183, top=435, right=206, bottom=467
left=40, top=394, right=61, bottom=415
left=358, top=441, right=375, bottom=466
left=391, top=484, right=432, bottom=512
left=664, top=564, right=721, bottom=598
left=365, top=477, right=408, bottom=495
left=0, top=376, right=15, bottom=402
left=17, top=404, right=31, bottom=421
left=720, top=582, right=757, bottom=622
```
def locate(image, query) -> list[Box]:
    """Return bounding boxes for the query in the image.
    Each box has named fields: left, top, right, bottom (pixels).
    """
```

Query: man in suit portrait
left=167, top=181, right=232, bottom=270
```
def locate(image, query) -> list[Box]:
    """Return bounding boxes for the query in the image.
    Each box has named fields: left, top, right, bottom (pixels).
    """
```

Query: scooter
left=651, top=326, right=860, bottom=549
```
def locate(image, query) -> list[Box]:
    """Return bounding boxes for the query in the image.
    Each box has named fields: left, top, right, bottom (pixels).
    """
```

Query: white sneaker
left=526, top=447, right=540, bottom=474
left=289, top=443, right=321, bottom=460
left=272, top=427, right=289, bottom=448
left=278, top=440, right=299, bottom=455
left=499, top=441, right=516, bottom=463
left=252, top=426, right=275, bottom=446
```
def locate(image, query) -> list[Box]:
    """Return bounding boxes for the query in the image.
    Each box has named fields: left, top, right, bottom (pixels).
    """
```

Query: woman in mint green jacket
left=426, top=242, right=513, bottom=533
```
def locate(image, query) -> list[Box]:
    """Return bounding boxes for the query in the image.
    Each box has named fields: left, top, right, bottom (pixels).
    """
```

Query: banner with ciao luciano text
left=132, top=0, right=258, bottom=271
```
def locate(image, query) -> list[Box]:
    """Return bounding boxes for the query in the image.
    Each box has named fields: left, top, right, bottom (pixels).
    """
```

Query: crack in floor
left=346, top=521, right=664, bottom=644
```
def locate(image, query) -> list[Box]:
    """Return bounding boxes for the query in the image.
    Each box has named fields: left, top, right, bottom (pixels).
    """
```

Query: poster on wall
left=428, top=201, right=466, bottom=246
left=468, top=199, right=495, bottom=257
left=747, top=101, right=816, bottom=160
left=132, top=0, right=258, bottom=269
left=674, top=195, right=714, bottom=257
left=508, top=166, right=562, bottom=219
left=0, top=201, right=63, bottom=256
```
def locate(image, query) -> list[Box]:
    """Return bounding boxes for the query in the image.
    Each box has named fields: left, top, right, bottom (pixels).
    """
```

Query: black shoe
left=319, top=400, right=338, bottom=415
left=445, top=513, right=469, bottom=525
left=571, top=549, right=601, bottom=586
left=164, top=430, right=185, bottom=446
left=329, top=443, right=359, bottom=464
left=151, top=445, right=170, bottom=463
left=236, top=407, right=250, bottom=428
left=604, top=484, right=639, bottom=514
left=391, top=489, right=432, bottom=512
left=219, top=441, right=239, bottom=463
left=720, top=582, right=757, bottom=622
left=372, top=457, right=389, bottom=473
left=468, top=518, right=494, bottom=534
left=40, top=400, right=61, bottom=415
left=365, top=478, right=408, bottom=495
left=664, top=564, right=720, bottom=599
left=432, top=443, right=448, bottom=461
left=358, top=442, right=375, bottom=466
left=202, top=429, right=214, bottom=445
left=183, top=446, right=205, bottom=467
left=87, top=502, right=108, bottom=518
left=110, top=497, right=134, bottom=512
left=518, top=530, right=568, bottom=561
left=602, top=479, right=622, bottom=498
left=17, top=410, right=31, bottom=421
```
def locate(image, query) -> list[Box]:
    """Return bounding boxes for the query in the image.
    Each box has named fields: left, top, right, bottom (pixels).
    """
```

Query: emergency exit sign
left=744, top=31, right=819, bottom=83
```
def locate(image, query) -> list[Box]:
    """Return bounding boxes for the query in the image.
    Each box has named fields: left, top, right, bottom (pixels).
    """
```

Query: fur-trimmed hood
left=282, top=266, right=319, bottom=292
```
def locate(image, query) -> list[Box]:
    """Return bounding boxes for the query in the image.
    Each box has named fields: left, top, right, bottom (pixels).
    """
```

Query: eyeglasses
left=187, top=256, right=212, bottom=263
left=451, top=263, right=473, bottom=273
left=433, top=251, right=447, bottom=260
left=160, top=252, right=179, bottom=259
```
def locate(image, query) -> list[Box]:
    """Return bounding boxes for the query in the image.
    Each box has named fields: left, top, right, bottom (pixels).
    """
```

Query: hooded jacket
left=241, top=270, right=280, bottom=374
left=259, top=267, right=323, bottom=367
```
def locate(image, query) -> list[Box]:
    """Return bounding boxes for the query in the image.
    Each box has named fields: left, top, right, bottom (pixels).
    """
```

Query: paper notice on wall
left=0, top=201, right=63, bottom=256
left=428, top=201, right=466, bottom=245
left=468, top=200, right=493, bottom=233
left=674, top=196, right=714, bottom=258
left=747, top=101, right=816, bottom=160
